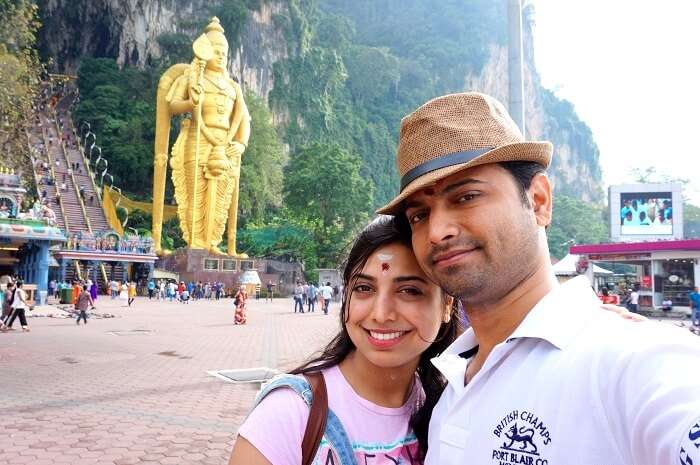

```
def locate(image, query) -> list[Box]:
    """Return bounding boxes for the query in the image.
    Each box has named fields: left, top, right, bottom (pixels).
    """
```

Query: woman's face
left=346, top=242, right=448, bottom=370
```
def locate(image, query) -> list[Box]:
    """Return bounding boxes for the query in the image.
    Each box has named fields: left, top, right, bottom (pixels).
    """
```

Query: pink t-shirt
left=238, top=365, right=423, bottom=464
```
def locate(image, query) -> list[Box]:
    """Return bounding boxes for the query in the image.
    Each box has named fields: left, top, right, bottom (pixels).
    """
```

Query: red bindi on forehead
left=381, top=263, right=390, bottom=273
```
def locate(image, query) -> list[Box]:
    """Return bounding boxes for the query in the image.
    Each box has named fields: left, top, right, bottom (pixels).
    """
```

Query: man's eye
left=408, top=211, right=426, bottom=224
left=457, top=193, right=478, bottom=203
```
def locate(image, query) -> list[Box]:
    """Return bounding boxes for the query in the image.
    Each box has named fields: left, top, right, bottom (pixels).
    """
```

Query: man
left=319, top=282, right=333, bottom=315
left=377, top=92, right=700, bottom=465
left=266, top=280, right=273, bottom=302
left=307, top=282, right=317, bottom=313
left=147, top=279, right=155, bottom=300
left=293, top=282, right=304, bottom=313
left=628, top=285, right=640, bottom=313
left=48, top=279, right=56, bottom=301
left=75, top=284, right=95, bottom=325
left=109, top=279, right=118, bottom=300
left=689, top=287, right=700, bottom=328
left=302, top=282, right=309, bottom=307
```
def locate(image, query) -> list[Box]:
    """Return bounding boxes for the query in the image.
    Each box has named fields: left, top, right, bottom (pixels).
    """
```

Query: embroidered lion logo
left=503, top=423, right=538, bottom=454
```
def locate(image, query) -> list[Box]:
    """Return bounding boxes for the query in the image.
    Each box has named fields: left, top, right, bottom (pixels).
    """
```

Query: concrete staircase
left=53, top=93, right=112, bottom=234
left=27, top=125, right=67, bottom=231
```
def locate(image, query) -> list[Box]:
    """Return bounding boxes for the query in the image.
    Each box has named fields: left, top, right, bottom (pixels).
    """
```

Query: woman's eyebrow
left=355, top=273, right=376, bottom=281
left=394, top=275, right=428, bottom=284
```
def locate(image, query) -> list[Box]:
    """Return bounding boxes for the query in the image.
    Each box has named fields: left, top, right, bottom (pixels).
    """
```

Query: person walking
left=75, top=284, right=95, bottom=325
left=72, top=281, right=81, bottom=306
left=109, top=279, right=118, bottom=300
left=119, top=282, right=128, bottom=307
left=2, top=281, right=30, bottom=332
left=293, top=282, right=304, bottom=313
left=628, top=285, right=640, bottom=313
left=127, top=282, right=136, bottom=307
left=147, top=279, right=155, bottom=299
left=319, top=281, right=333, bottom=315
left=688, top=286, right=700, bottom=329
left=302, top=282, right=309, bottom=307
left=374, top=91, right=700, bottom=464
left=90, top=280, right=98, bottom=301
left=266, top=280, right=273, bottom=302
left=234, top=287, right=248, bottom=325
left=307, top=282, right=317, bottom=313
left=48, top=279, right=56, bottom=302
left=1, top=281, right=15, bottom=329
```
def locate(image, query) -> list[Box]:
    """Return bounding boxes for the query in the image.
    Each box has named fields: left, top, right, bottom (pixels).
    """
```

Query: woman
left=72, top=281, right=81, bottom=305
left=89, top=280, right=98, bottom=301
left=230, top=216, right=459, bottom=464
left=234, top=287, right=248, bottom=325
left=127, top=282, right=136, bottom=307
left=2, top=281, right=31, bottom=332
left=229, top=217, right=641, bottom=465
left=119, top=282, right=129, bottom=307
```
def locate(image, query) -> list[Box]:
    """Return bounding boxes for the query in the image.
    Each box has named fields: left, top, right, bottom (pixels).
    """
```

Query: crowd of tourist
left=64, top=232, right=154, bottom=254
left=291, top=280, right=338, bottom=315
left=147, top=279, right=229, bottom=302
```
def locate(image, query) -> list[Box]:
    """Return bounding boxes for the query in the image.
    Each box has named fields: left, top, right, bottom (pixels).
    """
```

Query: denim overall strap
left=252, top=374, right=358, bottom=465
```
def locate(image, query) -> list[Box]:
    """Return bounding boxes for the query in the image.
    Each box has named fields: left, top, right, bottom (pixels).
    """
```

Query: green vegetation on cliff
left=0, top=0, right=41, bottom=180
left=67, top=0, right=612, bottom=268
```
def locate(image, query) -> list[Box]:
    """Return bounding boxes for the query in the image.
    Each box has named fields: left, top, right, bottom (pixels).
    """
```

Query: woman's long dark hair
left=290, top=215, right=462, bottom=459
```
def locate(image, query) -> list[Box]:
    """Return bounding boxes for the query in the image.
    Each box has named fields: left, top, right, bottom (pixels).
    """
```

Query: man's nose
left=427, top=204, right=459, bottom=245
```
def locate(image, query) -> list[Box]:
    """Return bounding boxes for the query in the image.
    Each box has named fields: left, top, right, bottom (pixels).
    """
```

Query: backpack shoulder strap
left=302, top=372, right=327, bottom=465
left=253, top=372, right=357, bottom=465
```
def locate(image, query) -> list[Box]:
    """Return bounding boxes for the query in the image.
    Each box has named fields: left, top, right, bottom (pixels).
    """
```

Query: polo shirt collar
left=432, top=275, right=599, bottom=383
left=507, top=275, right=599, bottom=350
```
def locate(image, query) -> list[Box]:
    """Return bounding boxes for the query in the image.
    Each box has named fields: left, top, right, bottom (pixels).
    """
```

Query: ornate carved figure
left=152, top=17, right=250, bottom=256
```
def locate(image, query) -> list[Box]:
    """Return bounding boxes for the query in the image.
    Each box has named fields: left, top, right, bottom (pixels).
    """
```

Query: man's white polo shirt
left=426, top=276, right=700, bottom=465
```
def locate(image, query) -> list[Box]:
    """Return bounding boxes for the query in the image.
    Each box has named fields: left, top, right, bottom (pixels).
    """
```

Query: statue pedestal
left=157, top=248, right=256, bottom=286
left=156, top=248, right=306, bottom=298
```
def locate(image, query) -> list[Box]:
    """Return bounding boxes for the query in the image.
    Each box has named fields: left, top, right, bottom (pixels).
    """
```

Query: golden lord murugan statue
left=152, top=17, right=250, bottom=256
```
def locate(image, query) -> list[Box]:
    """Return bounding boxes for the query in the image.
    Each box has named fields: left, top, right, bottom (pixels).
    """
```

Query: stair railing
left=51, top=111, right=93, bottom=234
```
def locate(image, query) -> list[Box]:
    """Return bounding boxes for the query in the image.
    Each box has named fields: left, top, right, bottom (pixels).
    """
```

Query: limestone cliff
left=462, top=13, right=603, bottom=202
left=38, top=0, right=288, bottom=99
left=37, top=0, right=604, bottom=203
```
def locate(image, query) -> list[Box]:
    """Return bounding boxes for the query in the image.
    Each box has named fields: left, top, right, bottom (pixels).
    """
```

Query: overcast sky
left=532, top=0, right=700, bottom=205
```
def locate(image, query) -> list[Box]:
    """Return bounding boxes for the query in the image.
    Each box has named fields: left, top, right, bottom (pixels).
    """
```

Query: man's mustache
left=428, top=238, right=483, bottom=265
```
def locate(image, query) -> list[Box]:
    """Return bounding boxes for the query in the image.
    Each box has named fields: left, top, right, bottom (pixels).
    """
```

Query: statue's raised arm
left=152, top=17, right=251, bottom=256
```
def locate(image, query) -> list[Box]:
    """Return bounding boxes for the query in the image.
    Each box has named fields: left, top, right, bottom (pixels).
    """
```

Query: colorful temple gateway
left=0, top=79, right=157, bottom=302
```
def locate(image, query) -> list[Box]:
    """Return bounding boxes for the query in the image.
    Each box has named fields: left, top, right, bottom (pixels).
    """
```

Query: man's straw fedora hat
left=377, top=92, right=552, bottom=215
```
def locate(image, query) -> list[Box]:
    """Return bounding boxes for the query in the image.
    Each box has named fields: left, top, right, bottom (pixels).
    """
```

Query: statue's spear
left=190, top=34, right=213, bottom=247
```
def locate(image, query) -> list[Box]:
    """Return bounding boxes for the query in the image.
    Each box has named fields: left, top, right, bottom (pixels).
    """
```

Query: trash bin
left=60, top=287, right=73, bottom=304
left=39, top=290, right=48, bottom=306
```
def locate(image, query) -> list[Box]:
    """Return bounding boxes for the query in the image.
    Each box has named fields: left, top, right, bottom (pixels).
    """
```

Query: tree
left=0, top=0, right=41, bottom=172
left=283, top=142, right=373, bottom=267
left=238, top=91, right=286, bottom=226
left=547, top=195, right=609, bottom=259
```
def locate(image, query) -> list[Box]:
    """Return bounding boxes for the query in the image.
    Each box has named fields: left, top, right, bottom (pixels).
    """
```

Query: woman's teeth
left=369, top=331, right=405, bottom=341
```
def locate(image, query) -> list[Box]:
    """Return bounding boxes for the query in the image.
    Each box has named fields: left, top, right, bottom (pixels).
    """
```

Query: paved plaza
left=0, top=296, right=340, bottom=465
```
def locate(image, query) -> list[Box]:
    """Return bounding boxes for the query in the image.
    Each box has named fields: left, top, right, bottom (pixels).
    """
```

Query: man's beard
left=427, top=227, right=540, bottom=306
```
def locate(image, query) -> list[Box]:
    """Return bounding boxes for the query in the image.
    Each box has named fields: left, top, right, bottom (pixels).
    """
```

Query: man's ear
left=528, top=173, right=553, bottom=227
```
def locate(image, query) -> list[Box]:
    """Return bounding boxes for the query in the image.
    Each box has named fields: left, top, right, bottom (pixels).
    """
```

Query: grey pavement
left=0, top=296, right=339, bottom=465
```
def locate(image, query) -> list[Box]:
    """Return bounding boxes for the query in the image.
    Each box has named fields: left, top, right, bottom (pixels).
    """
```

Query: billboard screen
left=619, top=192, right=673, bottom=235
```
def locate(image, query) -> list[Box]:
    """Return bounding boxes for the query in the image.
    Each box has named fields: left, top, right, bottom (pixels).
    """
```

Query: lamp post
left=507, top=0, right=525, bottom=134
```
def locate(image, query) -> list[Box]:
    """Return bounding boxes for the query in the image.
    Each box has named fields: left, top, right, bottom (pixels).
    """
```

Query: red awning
left=570, top=239, right=700, bottom=255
